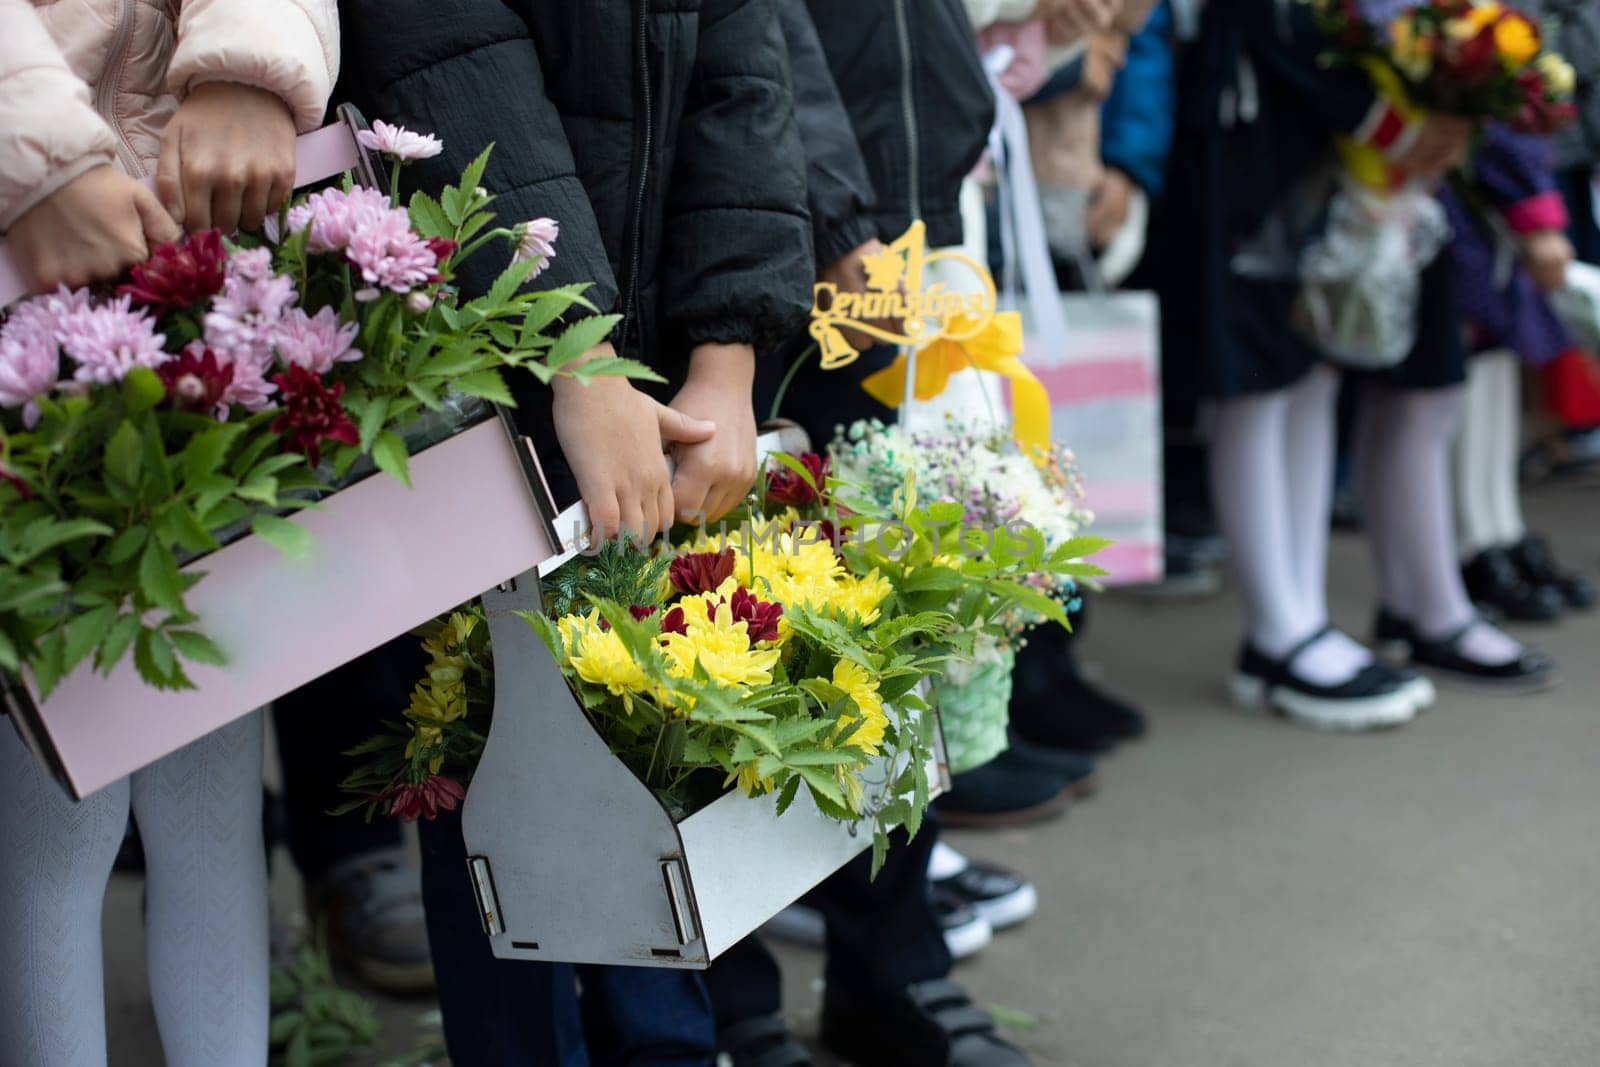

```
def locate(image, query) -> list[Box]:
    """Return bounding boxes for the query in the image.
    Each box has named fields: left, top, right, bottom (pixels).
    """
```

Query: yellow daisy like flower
left=409, top=681, right=466, bottom=724
left=1493, top=12, right=1539, bottom=68
left=1536, top=52, right=1575, bottom=97
left=735, top=762, right=776, bottom=797
left=423, top=611, right=479, bottom=658
left=561, top=614, right=649, bottom=700
left=661, top=619, right=782, bottom=689
left=830, top=658, right=888, bottom=757
left=406, top=723, right=442, bottom=759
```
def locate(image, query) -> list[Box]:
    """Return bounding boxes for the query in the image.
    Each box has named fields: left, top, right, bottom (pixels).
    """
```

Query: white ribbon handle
left=982, top=49, right=1070, bottom=357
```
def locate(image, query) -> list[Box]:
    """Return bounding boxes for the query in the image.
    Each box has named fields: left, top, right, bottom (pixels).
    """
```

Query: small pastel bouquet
left=345, top=442, right=1105, bottom=870
left=0, top=122, right=653, bottom=696
left=1308, top=0, right=1577, bottom=135
left=830, top=417, right=1104, bottom=773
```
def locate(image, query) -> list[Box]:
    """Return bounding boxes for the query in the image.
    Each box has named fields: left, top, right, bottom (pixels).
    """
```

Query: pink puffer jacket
left=0, top=0, right=339, bottom=230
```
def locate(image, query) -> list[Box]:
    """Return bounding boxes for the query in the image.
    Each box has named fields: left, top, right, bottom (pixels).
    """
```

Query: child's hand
left=820, top=238, right=904, bottom=349
left=553, top=343, right=716, bottom=545
left=1041, top=0, right=1115, bottom=45
left=6, top=165, right=180, bottom=292
left=1087, top=167, right=1134, bottom=250
left=1523, top=229, right=1574, bottom=294
left=1393, top=115, right=1473, bottom=181
left=157, top=82, right=297, bottom=235
left=1079, top=32, right=1127, bottom=99
left=667, top=343, right=758, bottom=526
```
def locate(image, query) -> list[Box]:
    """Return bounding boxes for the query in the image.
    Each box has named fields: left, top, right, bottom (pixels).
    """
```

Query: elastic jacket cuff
left=1504, top=191, right=1570, bottom=235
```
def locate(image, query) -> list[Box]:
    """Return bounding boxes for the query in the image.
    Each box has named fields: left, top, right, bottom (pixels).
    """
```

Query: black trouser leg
left=418, top=808, right=588, bottom=1065
left=272, top=637, right=426, bottom=880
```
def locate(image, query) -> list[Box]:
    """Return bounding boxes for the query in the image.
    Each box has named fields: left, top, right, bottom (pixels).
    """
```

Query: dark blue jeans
left=418, top=808, right=717, bottom=1066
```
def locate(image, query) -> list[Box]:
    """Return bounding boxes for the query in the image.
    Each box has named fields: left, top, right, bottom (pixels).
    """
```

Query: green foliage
left=268, top=938, right=380, bottom=1067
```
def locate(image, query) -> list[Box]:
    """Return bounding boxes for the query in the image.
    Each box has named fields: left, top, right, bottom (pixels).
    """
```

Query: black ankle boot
left=1461, top=547, right=1566, bottom=622
left=1508, top=534, right=1597, bottom=611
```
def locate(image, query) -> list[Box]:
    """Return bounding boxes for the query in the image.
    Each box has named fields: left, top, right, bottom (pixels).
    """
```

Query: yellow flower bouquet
left=342, top=448, right=1102, bottom=870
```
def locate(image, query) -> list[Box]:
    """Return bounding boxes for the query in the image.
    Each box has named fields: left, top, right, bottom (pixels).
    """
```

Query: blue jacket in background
left=1101, top=0, right=1176, bottom=197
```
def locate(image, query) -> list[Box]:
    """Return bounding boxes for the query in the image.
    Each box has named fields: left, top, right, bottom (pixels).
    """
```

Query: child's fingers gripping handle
left=0, top=117, right=368, bottom=309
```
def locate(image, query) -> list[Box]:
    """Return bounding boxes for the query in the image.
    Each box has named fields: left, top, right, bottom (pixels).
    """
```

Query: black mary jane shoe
left=1461, top=547, right=1567, bottom=622
left=1230, top=626, right=1418, bottom=731
left=1375, top=610, right=1559, bottom=694
left=717, top=1015, right=814, bottom=1067
left=821, top=979, right=1031, bottom=1067
left=1508, top=534, right=1597, bottom=611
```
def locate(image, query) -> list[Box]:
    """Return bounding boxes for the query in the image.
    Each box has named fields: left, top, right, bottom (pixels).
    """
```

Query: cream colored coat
left=0, top=0, right=339, bottom=230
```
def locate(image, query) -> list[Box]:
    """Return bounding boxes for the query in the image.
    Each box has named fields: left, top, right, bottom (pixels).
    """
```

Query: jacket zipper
left=621, top=0, right=654, bottom=354
left=892, top=0, right=921, bottom=222
left=94, top=0, right=144, bottom=175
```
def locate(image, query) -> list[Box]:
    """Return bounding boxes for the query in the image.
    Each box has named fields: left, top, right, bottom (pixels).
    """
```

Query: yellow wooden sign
left=808, top=220, right=998, bottom=369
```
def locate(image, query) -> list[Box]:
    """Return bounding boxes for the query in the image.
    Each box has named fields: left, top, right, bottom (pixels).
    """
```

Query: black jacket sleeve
left=660, top=0, right=815, bottom=353
left=333, top=0, right=619, bottom=311
left=777, top=0, right=879, bottom=268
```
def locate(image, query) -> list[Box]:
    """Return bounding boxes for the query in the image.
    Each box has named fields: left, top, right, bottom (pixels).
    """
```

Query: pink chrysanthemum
left=346, top=210, right=440, bottom=294
left=512, top=217, right=559, bottom=278
left=272, top=306, right=362, bottom=375
left=226, top=247, right=274, bottom=283
left=356, top=120, right=444, bottom=161
left=204, top=272, right=297, bottom=369
left=219, top=346, right=278, bottom=413
left=0, top=293, right=72, bottom=427
left=286, top=186, right=394, bottom=255
left=55, top=296, right=169, bottom=386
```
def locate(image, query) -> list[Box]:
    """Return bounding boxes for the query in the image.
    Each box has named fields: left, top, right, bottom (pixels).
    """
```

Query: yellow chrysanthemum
left=561, top=614, right=649, bottom=699
left=1387, top=14, right=1434, bottom=80
left=406, top=723, right=442, bottom=759
left=409, top=681, right=466, bottom=724
left=661, top=616, right=782, bottom=689
left=423, top=611, right=479, bottom=658
left=836, top=570, right=893, bottom=626
left=830, top=659, right=888, bottom=757
left=735, top=762, right=776, bottom=796
left=1493, top=12, right=1539, bottom=67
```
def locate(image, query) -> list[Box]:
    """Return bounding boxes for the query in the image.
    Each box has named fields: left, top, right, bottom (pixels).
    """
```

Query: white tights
left=1210, top=366, right=1373, bottom=683
left=1354, top=383, right=1522, bottom=665
left=1453, top=351, right=1525, bottom=558
left=0, top=712, right=269, bottom=1067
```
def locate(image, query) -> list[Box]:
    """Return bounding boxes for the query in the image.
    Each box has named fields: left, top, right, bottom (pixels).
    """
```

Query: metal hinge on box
left=467, top=856, right=505, bottom=939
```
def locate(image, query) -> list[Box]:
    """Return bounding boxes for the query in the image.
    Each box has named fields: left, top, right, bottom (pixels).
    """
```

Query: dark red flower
left=669, top=547, right=736, bottom=594
left=598, top=604, right=659, bottom=632
left=424, top=237, right=458, bottom=282
left=660, top=606, right=688, bottom=636
left=724, top=586, right=783, bottom=642
left=765, top=452, right=830, bottom=507
left=0, top=436, right=29, bottom=501
left=377, top=775, right=464, bottom=822
left=158, top=346, right=235, bottom=415
left=118, top=230, right=226, bottom=313
left=269, top=364, right=359, bottom=466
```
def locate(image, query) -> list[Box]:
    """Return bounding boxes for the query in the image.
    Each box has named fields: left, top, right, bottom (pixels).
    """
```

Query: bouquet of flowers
left=0, top=122, right=654, bottom=697
left=830, top=417, right=1104, bottom=773
left=345, top=443, right=1104, bottom=870
left=1307, top=0, right=1577, bottom=133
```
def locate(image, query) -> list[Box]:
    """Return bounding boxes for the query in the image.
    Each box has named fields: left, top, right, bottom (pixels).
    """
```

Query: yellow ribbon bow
left=860, top=310, right=1051, bottom=458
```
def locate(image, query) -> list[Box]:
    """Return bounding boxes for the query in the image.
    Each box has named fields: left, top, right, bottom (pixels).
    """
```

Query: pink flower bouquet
left=0, top=128, right=655, bottom=696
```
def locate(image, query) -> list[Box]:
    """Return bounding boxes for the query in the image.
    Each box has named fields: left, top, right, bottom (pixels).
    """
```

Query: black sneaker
left=1230, top=626, right=1419, bottom=731
left=930, top=850, right=1037, bottom=932
left=1462, top=547, right=1567, bottom=622
left=716, top=1015, right=814, bottom=1067
left=936, top=751, right=1074, bottom=829
left=821, top=979, right=1031, bottom=1067
left=763, top=890, right=994, bottom=961
left=1010, top=635, right=1146, bottom=753
left=1374, top=610, right=1559, bottom=694
left=1508, top=534, right=1597, bottom=611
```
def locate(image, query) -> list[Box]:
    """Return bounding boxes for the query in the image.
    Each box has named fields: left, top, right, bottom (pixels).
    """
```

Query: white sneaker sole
left=969, top=883, right=1038, bottom=932
left=1229, top=674, right=1418, bottom=731
left=763, top=902, right=999, bottom=960
left=945, top=915, right=994, bottom=961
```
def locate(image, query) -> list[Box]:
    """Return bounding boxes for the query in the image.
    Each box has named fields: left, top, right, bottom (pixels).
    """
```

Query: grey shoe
left=309, top=847, right=435, bottom=995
